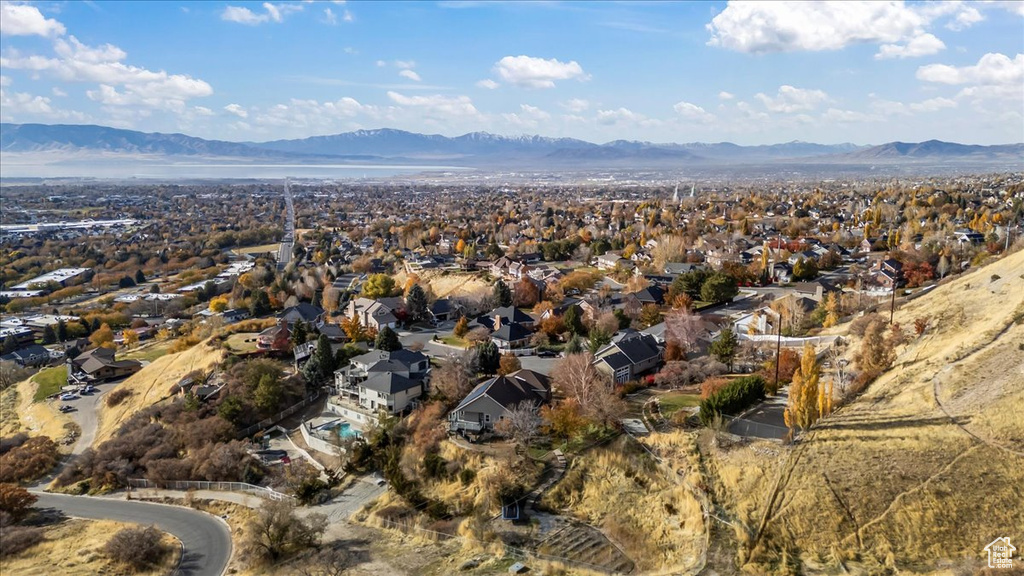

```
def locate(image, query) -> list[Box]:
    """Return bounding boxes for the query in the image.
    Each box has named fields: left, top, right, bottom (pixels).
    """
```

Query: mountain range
left=2, top=123, right=1022, bottom=168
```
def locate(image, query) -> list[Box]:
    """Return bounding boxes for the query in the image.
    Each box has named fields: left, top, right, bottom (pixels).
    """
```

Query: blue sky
left=1, top=1, right=1022, bottom=145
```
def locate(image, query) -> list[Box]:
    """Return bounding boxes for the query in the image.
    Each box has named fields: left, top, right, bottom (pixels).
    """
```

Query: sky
left=0, top=1, right=1022, bottom=145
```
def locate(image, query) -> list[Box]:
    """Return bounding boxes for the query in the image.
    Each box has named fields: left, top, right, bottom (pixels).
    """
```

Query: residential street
left=31, top=492, right=232, bottom=576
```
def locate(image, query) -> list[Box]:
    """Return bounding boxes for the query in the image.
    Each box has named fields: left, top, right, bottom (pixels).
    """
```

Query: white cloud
left=822, top=108, right=878, bottom=123
left=375, top=60, right=387, bottom=67
left=343, top=10, right=354, bottom=22
left=386, top=91, right=479, bottom=118
left=224, top=103, right=249, bottom=118
left=947, top=5, right=983, bottom=30
left=399, top=69, right=422, bottom=82
left=221, top=3, right=302, bottom=25
left=192, top=106, right=214, bottom=116
left=595, top=107, right=660, bottom=127
left=322, top=8, right=338, bottom=25
left=0, top=75, right=10, bottom=87
left=493, top=55, right=588, bottom=89
left=672, top=101, right=714, bottom=122
left=0, top=3, right=66, bottom=37
left=0, top=88, right=86, bottom=122
left=736, top=101, right=769, bottom=121
left=909, top=97, right=957, bottom=112
left=502, top=104, right=551, bottom=128
left=221, top=6, right=268, bottom=25
left=52, top=87, right=67, bottom=97
left=718, top=91, right=735, bottom=100
left=1, top=35, right=213, bottom=113
left=917, top=52, right=1024, bottom=85
left=754, top=85, right=829, bottom=112
left=561, top=98, right=590, bottom=113
left=394, top=60, right=416, bottom=69
left=875, top=33, right=945, bottom=60
left=476, top=79, right=499, bottom=89
left=707, top=0, right=977, bottom=58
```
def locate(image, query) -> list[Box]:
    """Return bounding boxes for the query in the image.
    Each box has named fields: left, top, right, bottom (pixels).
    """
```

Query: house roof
left=452, top=370, right=549, bottom=413
left=361, top=372, right=421, bottom=395
left=491, top=322, right=532, bottom=342
left=279, top=303, right=324, bottom=323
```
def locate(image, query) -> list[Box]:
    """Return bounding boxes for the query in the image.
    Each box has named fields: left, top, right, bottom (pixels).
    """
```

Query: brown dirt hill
left=745, top=249, right=1024, bottom=574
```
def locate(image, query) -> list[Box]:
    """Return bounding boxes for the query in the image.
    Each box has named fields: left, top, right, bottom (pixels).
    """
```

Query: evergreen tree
left=56, top=319, right=68, bottom=343
left=700, top=272, right=739, bottom=304
left=303, top=334, right=337, bottom=385
left=2, top=335, right=16, bottom=355
left=564, top=334, right=584, bottom=355
left=291, top=320, right=308, bottom=348
left=406, top=284, right=428, bottom=322
left=477, top=341, right=500, bottom=374
left=80, top=318, right=93, bottom=336
left=42, top=325, right=57, bottom=345
left=135, top=269, right=147, bottom=284
left=710, top=328, right=738, bottom=369
left=563, top=305, right=584, bottom=336
left=250, top=290, right=271, bottom=317
left=90, top=318, right=101, bottom=334
left=493, top=279, right=512, bottom=307
left=375, top=326, right=402, bottom=351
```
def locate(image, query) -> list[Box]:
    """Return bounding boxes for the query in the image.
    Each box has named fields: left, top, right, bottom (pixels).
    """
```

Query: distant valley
left=1, top=123, right=1022, bottom=174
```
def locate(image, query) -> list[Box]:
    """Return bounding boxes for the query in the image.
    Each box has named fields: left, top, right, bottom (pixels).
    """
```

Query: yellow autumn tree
left=121, top=328, right=139, bottom=349
left=783, top=342, right=820, bottom=431
left=822, top=292, right=840, bottom=328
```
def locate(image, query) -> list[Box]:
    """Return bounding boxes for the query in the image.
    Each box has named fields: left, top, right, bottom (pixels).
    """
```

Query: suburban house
left=257, top=320, right=291, bottom=352
left=429, top=297, right=463, bottom=323
left=346, top=297, right=401, bottom=331
left=475, top=306, right=536, bottom=331
left=69, top=347, right=142, bottom=383
left=449, top=369, right=551, bottom=434
left=593, top=331, right=663, bottom=384
left=491, top=322, right=533, bottom=351
left=596, top=252, right=628, bottom=270
left=332, top=349, right=431, bottom=420
left=0, top=344, right=51, bottom=367
left=491, top=256, right=530, bottom=280
left=279, top=303, right=325, bottom=326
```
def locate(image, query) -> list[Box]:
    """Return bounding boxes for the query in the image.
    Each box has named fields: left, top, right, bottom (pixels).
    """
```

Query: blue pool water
left=321, top=421, right=361, bottom=438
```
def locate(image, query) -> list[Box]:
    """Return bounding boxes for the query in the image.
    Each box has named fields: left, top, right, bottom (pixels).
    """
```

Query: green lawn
left=33, top=365, right=68, bottom=401
left=656, top=392, right=701, bottom=416
left=123, top=340, right=172, bottom=362
left=438, top=335, right=471, bottom=348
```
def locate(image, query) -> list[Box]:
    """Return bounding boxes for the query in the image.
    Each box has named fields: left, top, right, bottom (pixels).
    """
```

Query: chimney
left=494, top=314, right=501, bottom=329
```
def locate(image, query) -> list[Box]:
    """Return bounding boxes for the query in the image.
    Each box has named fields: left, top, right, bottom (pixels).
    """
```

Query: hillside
left=843, top=139, right=1024, bottom=160
left=94, top=340, right=225, bottom=445
left=740, top=250, right=1024, bottom=573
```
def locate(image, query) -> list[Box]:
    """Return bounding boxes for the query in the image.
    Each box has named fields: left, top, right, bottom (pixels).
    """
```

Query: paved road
left=32, top=492, right=232, bottom=576
left=277, top=179, right=295, bottom=271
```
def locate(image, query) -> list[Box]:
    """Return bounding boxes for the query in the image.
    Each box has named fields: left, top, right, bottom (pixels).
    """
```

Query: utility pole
left=889, top=275, right=897, bottom=325
left=774, top=310, right=782, bottom=393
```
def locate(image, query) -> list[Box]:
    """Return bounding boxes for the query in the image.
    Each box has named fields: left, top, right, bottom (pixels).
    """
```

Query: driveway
left=32, top=492, right=232, bottom=576
left=726, top=390, right=789, bottom=440
left=310, top=477, right=386, bottom=523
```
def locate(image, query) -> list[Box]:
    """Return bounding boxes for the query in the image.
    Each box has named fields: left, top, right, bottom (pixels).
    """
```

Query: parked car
left=59, top=404, right=75, bottom=413
left=81, top=385, right=96, bottom=394
left=537, top=350, right=558, bottom=358
left=59, top=393, right=77, bottom=401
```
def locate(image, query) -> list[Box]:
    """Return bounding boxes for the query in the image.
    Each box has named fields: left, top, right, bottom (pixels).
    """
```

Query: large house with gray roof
left=448, top=369, right=551, bottom=434
left=333, top=349, right=430, bottom=417
left=593, top=331, right=663, bottom=384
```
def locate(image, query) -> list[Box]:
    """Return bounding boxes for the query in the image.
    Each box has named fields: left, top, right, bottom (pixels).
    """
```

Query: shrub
left=0, top=484, right=37, bottom=522
left=699, top=377, right=730, bottom=399
left=699, top=375, right=766, bottom=426
left=105, top=525, right=168, bottom=571
left=0, top=525, right=44, bottom=558
left=0, top=436, right=61, bottom=484
left=105, top=388, right=134, bottom=407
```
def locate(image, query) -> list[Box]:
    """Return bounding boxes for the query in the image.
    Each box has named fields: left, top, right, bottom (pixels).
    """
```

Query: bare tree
left=432, top=354, right=476, bottom=405
left=297, top=545, right=351, bottom=576
left=551, top=352, right=622, bottom=425
left=494, top=401, right=542, bottom=449
left=0, top=361, right=31, bottom=391
left=665, top=309, right=705, bottom=354
left=244, top=499, right=328, bottom=565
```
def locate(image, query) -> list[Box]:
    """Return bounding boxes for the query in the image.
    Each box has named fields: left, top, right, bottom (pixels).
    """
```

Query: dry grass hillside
left=742, top=249, right=1024, bottom=574
left=94, top=339, right=225, bottom=444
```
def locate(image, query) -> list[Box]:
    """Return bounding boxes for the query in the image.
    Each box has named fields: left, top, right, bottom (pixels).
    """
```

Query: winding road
left=31, top=492, right=232, bottom=576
